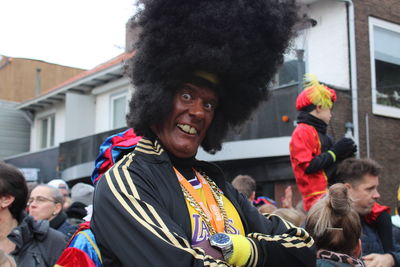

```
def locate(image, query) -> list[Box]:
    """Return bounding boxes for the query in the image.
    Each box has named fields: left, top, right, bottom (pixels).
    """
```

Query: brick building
left=352, top=0, right=400, bottom=209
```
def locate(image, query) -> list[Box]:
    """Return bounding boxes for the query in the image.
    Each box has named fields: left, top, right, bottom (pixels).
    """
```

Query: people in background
left=66, top=182, right=94, bottom=226
left=253, top=196, right=278, bottom=214
left=273, top=208, right=305, bottom=227
left=257, top=203, right=278, bottom=214
left=48, top=179, right=71, bottom=210
left=28, top=184, right=77, bottom=240
left=290, top=74, right=357, bottom=211
left=231, top=174, right=256, bottom=202
left=305, top=183, right=364, bottom=267
left=0, top=162, right=66, bottom=267
left=335, top=158, right=399, bottom=267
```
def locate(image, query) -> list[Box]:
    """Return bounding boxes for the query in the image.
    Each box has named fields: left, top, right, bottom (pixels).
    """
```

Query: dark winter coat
left=361, top=216, right=400, bottom=267
left=8, top=214, right=67, bottom=267
left=50, top=211, right=77, bottom=241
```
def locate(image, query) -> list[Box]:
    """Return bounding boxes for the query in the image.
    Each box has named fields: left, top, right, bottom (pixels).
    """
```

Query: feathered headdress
left=127, top=0, right=299, bottom=152
left=296, top=74, right=337, bottom=111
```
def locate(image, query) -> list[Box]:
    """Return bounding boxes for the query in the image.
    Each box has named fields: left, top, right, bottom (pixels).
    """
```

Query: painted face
left=28, top=186, right=61, bottom=221
left=152, top=83, right=218, bottom=158
left=347, top=174, right=380, bottom=216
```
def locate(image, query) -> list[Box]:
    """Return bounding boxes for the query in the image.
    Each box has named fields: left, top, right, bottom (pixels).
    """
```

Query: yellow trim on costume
left=305, top=190, right=327, bottom=198
left=104, top=148, right=230, bottom=265
left=251, top=231, right=314, bottom=249
left=247, top=238, right=258, bottom=267
left=194, top=70, right=220, bottom=85
left=227, top=234, right=252, bottom=267
left=135, top=147, right=163, bottom=155
left=79, top=231, right=103, bottom=263
left=135, top=139, right=163, bottom=155
left=265, top=213, right=295, bottom=230
left=327, top=150, right=336, bottom=162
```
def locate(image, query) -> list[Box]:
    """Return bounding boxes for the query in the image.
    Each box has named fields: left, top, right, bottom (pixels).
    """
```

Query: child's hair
left=273, top=208, right=305, bottom=227
left=305, top=183, right=361, bottom=255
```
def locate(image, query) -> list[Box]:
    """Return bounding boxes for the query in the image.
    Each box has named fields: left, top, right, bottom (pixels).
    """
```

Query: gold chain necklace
left=180, top=171, right=229, bottom=235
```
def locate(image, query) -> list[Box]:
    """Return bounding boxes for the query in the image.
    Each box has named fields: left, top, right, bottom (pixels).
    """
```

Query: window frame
left=369, top=17, right=400, bottom=118
left=39, top=114, right=55, bottom=149
left=110, top=91, right=129, bottom=129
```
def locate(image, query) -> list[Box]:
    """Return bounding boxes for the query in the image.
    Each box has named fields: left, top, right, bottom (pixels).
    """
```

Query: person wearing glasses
left=28, top=184, right=77, bottom=240
left=0, top=162, right=66, bottom=267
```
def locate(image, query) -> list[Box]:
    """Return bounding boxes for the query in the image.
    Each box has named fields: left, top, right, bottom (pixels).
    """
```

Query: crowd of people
left=0, top=0, right=399, bottom=266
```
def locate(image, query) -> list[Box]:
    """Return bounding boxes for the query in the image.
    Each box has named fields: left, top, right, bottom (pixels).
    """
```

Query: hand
left=281, top=186, right=293, bottom=209
left=192, top=239, right=224, bottom=261
left=331, top=137, right=357, bottom=160
left=362, top=253, right=395, bottom=267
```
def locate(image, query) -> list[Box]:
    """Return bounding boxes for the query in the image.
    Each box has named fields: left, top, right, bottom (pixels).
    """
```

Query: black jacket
left=8, top=214, right=67, bottom=267
left=92, top=137, right=315, bottom=266
left=50, top=211, right=77, bottom=241
left=361, top=216, right=400, bottom=267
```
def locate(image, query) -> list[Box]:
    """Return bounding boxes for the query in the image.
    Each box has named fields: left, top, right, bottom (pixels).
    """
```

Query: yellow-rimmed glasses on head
left=27, top=196, right=56, bottom=206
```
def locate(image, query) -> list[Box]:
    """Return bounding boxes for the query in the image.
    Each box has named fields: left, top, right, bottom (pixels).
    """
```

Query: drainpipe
left=337, top=0, right=360, bottom=158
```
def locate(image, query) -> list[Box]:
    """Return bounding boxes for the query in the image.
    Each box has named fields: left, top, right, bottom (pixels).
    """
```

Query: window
left=272, top=31, right=307, bottom=88
left=369, top=18, right=400, bottom=118
left=111, top=92, right=128, bottom=129
left=273, top=51, right=305, bottom=87
left=40, top=114, right=55, bottom=148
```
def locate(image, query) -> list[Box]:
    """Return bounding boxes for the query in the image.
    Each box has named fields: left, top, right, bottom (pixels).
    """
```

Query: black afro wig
left=127, top=0, right=299, bottom=153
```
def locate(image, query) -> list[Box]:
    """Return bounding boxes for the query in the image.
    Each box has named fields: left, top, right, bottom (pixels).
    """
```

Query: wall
left=0, top=100, right=30, bottom=159
left=0, top=56, right=84, bottom=102
left=65, top=92, right=95, bottom=141
left=31, top=102, right=65, bottom=151
left=93, top=77, right=132, bottom=133
left=306, top=0, right=350, bottom=88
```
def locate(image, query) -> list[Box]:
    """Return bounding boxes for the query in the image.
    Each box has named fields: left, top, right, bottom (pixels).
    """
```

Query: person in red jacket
left=290, top=74, right=357, bottom=211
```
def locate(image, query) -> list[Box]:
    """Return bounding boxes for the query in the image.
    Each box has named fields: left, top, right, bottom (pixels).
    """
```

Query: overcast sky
left=0, top=0, right=136, bottom=70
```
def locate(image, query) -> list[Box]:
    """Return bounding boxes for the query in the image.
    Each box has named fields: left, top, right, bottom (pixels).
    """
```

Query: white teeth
left=178, top=124, right=197, bottom=134
left=189, top=127, right=197, bottom=134
left=182, top=125, right=191, bottom=133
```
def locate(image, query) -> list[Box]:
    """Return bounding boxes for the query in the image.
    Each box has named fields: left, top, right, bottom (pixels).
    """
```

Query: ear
left=54, top=202, right=63, bottom=214
left=352, top=239, right=362, bottom=258
left=249, top=191, right=256, bottom=202
left=315, top=105, right=323, bottom=113
left=0, top=195, right=16, bottom=209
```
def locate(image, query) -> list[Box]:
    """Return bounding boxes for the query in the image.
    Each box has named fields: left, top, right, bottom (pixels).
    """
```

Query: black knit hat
left=127, top=0, right=299, bottom=153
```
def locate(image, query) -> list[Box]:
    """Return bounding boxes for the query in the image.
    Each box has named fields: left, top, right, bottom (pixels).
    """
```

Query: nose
left=372, top=190, right=380, bottom=200
left=188, top=99, right=205, bottom=119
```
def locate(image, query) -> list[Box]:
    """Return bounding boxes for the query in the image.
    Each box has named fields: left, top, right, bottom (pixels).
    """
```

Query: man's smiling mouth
left=177, top=124, right=198, bottom=135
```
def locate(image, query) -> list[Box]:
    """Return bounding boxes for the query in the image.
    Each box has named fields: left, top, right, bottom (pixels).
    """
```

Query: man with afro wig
left=91, top=0, right=316, bottom=266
